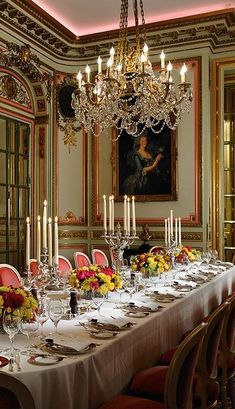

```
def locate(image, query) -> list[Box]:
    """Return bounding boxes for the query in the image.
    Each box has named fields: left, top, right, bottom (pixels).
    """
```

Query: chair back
left=195, top=302, right=229, bottom=407
left=220, top=294, right=235, bottom=358
left=0, top=372, right=35, bottom=409
left=58, top=255, right=73, bottom=278
left=164, top=322, right=207, bottom=409
left=149, top=246, right=165, bottom=254
left=73, top=252, right=91, bottom=269
left=0, top=264, right=22, bottom=288
left=29, top=259, right=38, bottom=276
left=92, top=249, right=109, bottom=267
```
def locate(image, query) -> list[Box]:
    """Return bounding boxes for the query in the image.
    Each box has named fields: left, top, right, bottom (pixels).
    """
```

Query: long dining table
left=0, top=264, right=235, bottom=409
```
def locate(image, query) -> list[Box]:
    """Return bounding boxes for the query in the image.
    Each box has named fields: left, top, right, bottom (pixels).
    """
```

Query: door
left=0, top=116, right=30, bottom=272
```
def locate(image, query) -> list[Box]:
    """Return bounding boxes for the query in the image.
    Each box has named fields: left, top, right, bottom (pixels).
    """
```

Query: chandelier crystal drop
left=71, top=0, right=193, bottom=138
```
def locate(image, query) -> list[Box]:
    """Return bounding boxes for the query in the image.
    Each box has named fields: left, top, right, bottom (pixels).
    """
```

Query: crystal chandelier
left=71, top=0, right=192, bottom=138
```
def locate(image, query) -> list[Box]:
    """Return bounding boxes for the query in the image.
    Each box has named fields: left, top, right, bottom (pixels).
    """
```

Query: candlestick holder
left=103, top=223, right=138, bottom=273
left=23, top=265, right=33, bottom=289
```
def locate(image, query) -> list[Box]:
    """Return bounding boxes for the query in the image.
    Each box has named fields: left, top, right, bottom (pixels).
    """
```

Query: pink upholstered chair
left=73, top=252, right=91, bottom=269
left=0, top=264, right=22, bottom=288
left=29, top=259, right=38, bottom=276
left=91, top=249, right=109, bottom=267
left=149, top=246, right=165, bottom=254
left=58, top=255, right=73, bottom=279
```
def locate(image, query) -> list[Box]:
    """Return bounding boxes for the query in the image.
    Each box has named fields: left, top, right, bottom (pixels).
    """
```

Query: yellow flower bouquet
left=130, top=253, right=171, bottom=276
left=0, top=286, right=38, bottom=321
left=68, top=265, right=122, bottom=295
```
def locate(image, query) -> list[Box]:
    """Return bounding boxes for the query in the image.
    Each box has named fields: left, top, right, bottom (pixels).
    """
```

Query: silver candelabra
left=103, top=223, right=138, bottom=273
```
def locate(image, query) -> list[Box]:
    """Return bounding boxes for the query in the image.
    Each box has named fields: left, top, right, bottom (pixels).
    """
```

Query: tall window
left=0, top=116, right=30, bottom=272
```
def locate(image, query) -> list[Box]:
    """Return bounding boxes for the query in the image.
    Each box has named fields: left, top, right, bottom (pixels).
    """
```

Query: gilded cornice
left=1, top=3, right=235, bottom=59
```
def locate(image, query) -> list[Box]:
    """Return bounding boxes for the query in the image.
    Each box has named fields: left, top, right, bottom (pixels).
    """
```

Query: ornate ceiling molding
left=1, top=3, right=235, bottom=60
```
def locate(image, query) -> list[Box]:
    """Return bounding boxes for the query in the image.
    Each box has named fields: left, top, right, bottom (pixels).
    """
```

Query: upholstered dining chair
left=29, top=258, right=38, bottom=276
left=58, top=255, right=73, bottom=277
left=91, top=249, right=109, bottom=267
left=0, top=264, right=22, bottom=287
left=73, top=252, right=91, bottom=269
left=99, top=322, right=208, bottom=409
left=217, top=294, right=235, bottom=408
left=0, top=372, right=35, bottom=409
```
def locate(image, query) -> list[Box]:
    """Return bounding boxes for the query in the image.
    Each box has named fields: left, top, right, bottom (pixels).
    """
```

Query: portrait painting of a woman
left=113, top=126, right=177, bottom=201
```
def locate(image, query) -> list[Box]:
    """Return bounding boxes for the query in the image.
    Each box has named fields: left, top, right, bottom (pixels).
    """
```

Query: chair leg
left=228, top=377, right=235, bottom=409
left=220, top=383, right=228, bottom=409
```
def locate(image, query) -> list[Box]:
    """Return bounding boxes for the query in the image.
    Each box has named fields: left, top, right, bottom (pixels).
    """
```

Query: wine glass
left=37, top=299, right=49, bottom=337
left=48, top=299, right=63, bottom=333
left=91, top=290, right=105, bottom=316
left=2, top=309, right=21, bottom=355
left=20, top=312, right=39, bottom=355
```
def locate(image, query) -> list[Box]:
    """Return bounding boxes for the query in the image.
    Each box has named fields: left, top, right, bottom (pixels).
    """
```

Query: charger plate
left=0, top=356, right=9, bottom=368
left=40, top=342, right=96, bottom=356
left=28, top=355, right=63, bottom=366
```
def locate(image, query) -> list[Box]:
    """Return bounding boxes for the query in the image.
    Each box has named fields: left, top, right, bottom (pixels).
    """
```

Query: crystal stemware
left=20, top=312, right=39, bottom=355
left=2, top=309, right=21, bottom=355
left=37, top=299, right=49, bottom=336
left=91, top=290, right=105, bottom=316
left=48, top=299, right=63, bottom=333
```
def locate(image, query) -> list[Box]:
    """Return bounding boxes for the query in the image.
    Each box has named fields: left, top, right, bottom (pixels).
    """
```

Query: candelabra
left=103, top=223, right=138, bottom=273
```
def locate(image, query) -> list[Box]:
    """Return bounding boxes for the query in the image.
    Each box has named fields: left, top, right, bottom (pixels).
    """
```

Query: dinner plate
left=126, top=311, right=149, bottom=318
left=42, top=342, right=96, bottom=356
left=0, top=356, right=9, bottom=368
left=84, top=321, right=133, bottom=332
left=28, top=355, right=63, bottom=366
left=89, top=330, right=118, bottom=339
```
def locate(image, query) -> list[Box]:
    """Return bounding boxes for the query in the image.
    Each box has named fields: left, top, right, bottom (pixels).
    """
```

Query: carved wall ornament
left=0, top=42, right=52, bottom=101
left=0, top=73, right=31, bottom=107
left=58, top=230, right=88, bottom=239
left=56, top=75, right=81, bottom=151
left=58, top=211, right=81, bottom=225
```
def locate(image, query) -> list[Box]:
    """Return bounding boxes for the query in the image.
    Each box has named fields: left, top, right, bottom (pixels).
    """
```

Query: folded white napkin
left=97, top=317, right=131, bottom=328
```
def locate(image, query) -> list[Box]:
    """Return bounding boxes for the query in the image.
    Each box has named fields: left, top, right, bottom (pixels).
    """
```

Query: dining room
left=0, top=0, right=235, bottom=408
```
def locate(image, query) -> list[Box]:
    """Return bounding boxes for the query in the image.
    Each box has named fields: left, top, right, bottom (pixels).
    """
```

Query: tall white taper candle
left=178, top=217, right=182, bottom=246
left=26, top=217, right=30, bottom=268
left=103, top=195, right=107, bottom=232
left=42, top=200, right=47, bottom=249
left=54, top=216, right=59, bottom=266
left=109, top=196, right=112, bottom=233
left=170, top=209, right=173, bottom=238
left=48, top=217, right=52, bottom=267
left=127, top=197, right=130, bottom=235
left=124, top=195, right=127, bottom=233
left=175, top=217, right=178, bottom=245
left=132, top=196, right=136, bottom=234
left=164, top=218, right=168, bottom=246
left=167, top=217, right=171, bottom=246
left=37, top=216, right=41, bottom=264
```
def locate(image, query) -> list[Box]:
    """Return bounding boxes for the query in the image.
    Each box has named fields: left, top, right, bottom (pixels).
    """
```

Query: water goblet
left=20, top=312, right=39, bottom=355
left=91, top=290, right=105, bottom=316
left=48, top=299, right=63, bottom=334
left=37, top=299, right=49, bottom=337
left=2, top=309, right=21, bottom=356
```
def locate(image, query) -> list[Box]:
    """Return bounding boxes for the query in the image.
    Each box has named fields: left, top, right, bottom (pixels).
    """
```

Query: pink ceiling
left=32, top=0, right=235, bottom=36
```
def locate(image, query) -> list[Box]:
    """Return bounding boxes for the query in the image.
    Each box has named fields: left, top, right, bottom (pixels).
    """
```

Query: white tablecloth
left=0, top=266, right=234, bottom=409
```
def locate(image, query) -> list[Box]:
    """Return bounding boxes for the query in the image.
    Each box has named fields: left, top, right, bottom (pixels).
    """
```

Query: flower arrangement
left=68, top=265, right=122, bottom=295
left=130, top=253, right=171, bottom=276
left=0, top=286, right=38, bottom=321
left=174, top=246, right=201, bottom=264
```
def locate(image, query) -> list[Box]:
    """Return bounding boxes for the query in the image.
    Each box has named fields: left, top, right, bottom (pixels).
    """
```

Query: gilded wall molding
left=1, top=3, right=235, bottom=59
left=59, top=230, right=88, bottom=239
left=0, top=73, right=31, bottom=106
left=91, top=230, right=203, bottom=242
